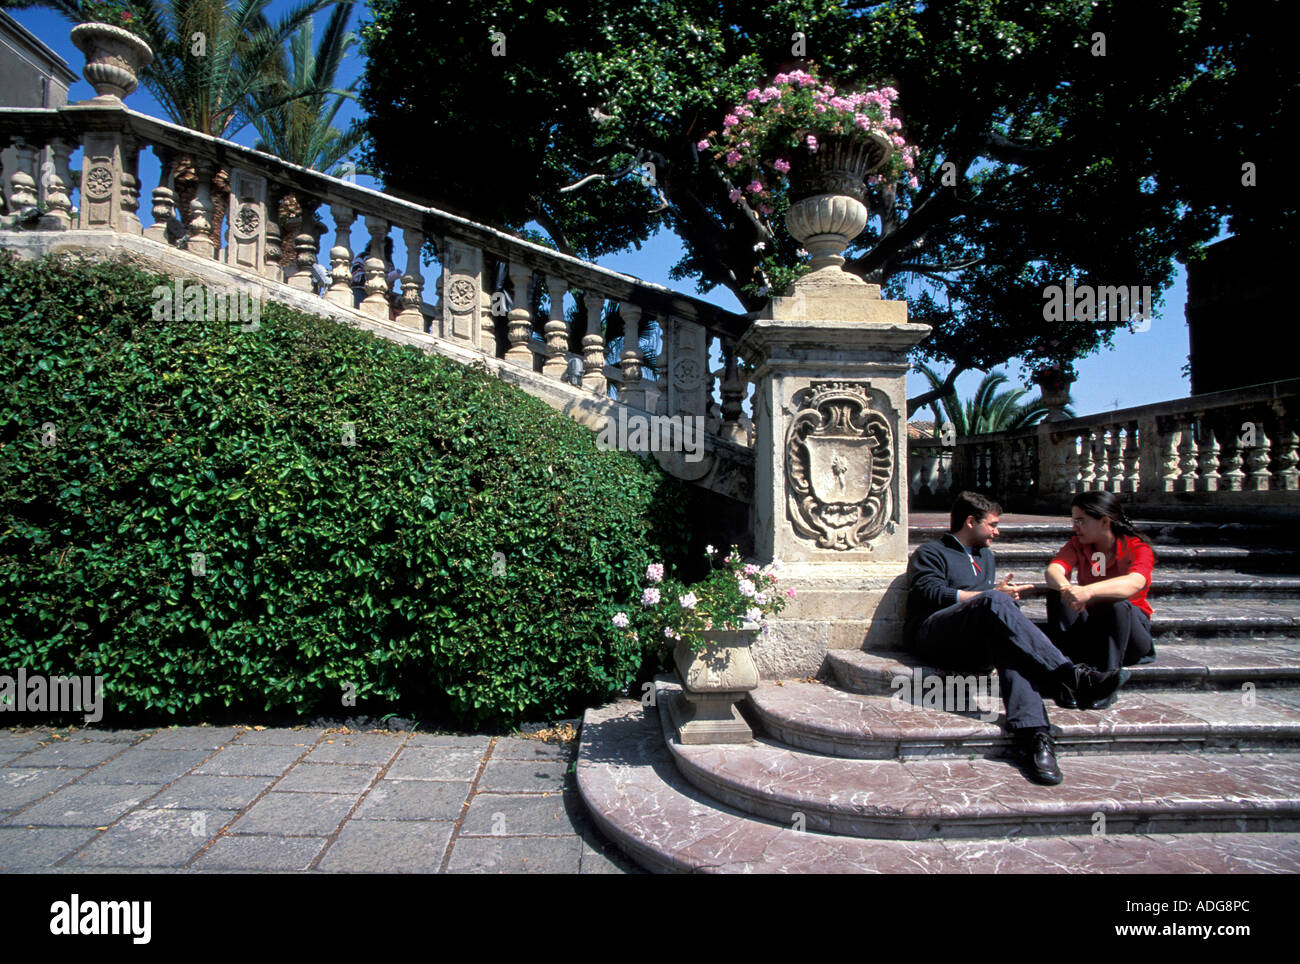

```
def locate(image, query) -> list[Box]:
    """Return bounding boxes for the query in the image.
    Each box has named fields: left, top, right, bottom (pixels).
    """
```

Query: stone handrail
left=909, top=378, right=1300, bottom=514
left=0, top=102, right=756, bottom=499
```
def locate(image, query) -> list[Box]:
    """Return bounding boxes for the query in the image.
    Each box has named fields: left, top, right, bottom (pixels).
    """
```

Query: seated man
left=904, top=491, right=1129, bottom=785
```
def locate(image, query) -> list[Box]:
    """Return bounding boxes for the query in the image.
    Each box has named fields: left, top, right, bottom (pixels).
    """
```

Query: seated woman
left=1044, top=491, right=1156, bottom=708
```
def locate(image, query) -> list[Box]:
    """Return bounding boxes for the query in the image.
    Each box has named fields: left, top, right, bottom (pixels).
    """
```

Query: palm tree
left=914, top=363, right=1073, bottom=437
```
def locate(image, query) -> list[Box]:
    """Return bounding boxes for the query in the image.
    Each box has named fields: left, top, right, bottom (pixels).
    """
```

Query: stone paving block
left=59, top=729, right=151, bottom=743
left=478, top=758, right=573, bottom=792
left=138, top=727, right=241, bottom=750
left=404, top=733, right=492, bottom=752
left=317, top=820, right=454, bottom=873
left=67, top=808, right=215, bottom=868
left=446, top=833, right=583, bottom=873
left=193, top=744, right=307, bottom=776
left=226, top=791, right=356, bottom=836
left=304, top=734, right=404, bottom=765
left=5, top=782, right=161, bottom=827
left=0, top=732, right=47, bottom=755
left=17, top=739, right=126, bottom=768
left=386, top=746, right=483, bottom=782
left=579, top=837, right=640, bottom=875
left=492, top=737, right=575, bottom=762
left=149, top=774, right=275, bottom=811
left=80, top=748, right=210, bottom=785
left=460, top=791, right=589, bottom=837
left=353, top=780, right=470, bottom=821
left=191, top=835, right=325, bottom=871
left=0, top=767, right=84, bottom=810
left=0, top=826, right=100, bottom=870
left=231, top=727, right=324, bottom=746
left=275, top=763, right=379, bottom=794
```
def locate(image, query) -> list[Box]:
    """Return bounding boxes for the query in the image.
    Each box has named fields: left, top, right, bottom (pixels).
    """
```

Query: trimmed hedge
left=0, top=253, right=698, bottom=728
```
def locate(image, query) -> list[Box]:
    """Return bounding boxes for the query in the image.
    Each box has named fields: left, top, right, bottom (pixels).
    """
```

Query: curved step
left=748, top=680, right=1300, bottom=759
left=828, top=643, right=1300, bottom=696
left=978, top=544, right=1300, bottom=573
left=576, top=696, right=1300, bottom=872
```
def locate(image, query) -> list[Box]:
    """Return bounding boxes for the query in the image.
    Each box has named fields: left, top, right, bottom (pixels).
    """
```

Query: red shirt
left=1050, top=534, right=1154, bottom=617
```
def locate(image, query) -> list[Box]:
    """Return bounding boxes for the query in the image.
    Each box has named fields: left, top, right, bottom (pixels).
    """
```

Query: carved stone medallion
left=785, top=381, right=894, bottom=550
left=672, top=356, right=703, bottom=391
left=447, top=276, right=477, bottom=312
left=85, top=165, right=114, bottom=200
left=233, top=205, right=260, bottom=238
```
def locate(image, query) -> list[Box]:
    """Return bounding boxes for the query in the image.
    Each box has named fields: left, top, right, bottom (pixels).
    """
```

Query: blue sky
left=14, top=2, right=1212, bottom=418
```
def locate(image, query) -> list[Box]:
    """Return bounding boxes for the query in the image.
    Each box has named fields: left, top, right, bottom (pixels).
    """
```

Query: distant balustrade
left=909, top=379, right=1300, bottom=512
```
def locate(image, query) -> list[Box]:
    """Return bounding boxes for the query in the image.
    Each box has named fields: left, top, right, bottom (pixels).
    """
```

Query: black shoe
left=1073, top=665, right=1131, bottom=710
left=1015, top=729, right=1063, bottom=785
left=1055, top=684, right=1078, bottom=709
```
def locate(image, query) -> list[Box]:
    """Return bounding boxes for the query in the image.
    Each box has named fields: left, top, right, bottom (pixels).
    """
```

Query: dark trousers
left=1045, top=593, right=1154, bottom=674
left=914, top=590, right=1072, bottom=730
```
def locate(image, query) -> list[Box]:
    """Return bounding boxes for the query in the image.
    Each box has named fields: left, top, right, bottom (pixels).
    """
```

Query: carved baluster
left=720, top=338, right=746, bottom=442
left=1122, top=422, right=1141, bottom=493
left=263, top=216, right=283, bottom=282
left=183, top=159, right=215, bottom=258
left=288, top=196, right=321, bottom=292
left=1198, top=430, right=1220, bottom=492
left=120, top=134, right=141, bottom=234
left=1104, top=425, right=1122, bottom=491
left=361, top=216, right=391, bottom=318
left=1246, top=426, right=1272, bottom=491
left=504, top=262, right=534, bottom=364
left=325, top=204, right=356, bottom=307
left=1221, top=421, right=1246, bottom=492
left=580, top=292, right=607, bottom=393
left=8, top=138, right=39, bottom=217
left=397, top=226, right=426, bottom=328
left=542, top=274, right=570, bottom=378
left=1177, top=422, right=1199, bottom=493
left=144, top=144, right=177, bottom=244
left=1159, top=427, right=1181, bottom=493
left=619, top=303, right=646, bottom=407
left=1091, top=429, right=1109, bottom=491
left=1078, top=430, right=1096, bottom=492
left=36, top=138, right=73, bottom=229
left=1025, top=436, right=1039, bottom=493
left=1276, top=425, right=1300, bottom=491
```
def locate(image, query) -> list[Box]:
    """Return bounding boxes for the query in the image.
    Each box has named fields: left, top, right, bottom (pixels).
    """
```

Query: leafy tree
left=914, top=363, right=1070, bottom=437
left=357, top=0, right=1295, bottom=413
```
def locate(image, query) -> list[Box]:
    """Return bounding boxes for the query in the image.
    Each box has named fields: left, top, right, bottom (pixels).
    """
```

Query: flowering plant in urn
left=697, top=69, right=920, bottom=211
left=609, top=546, right=794, bottom=656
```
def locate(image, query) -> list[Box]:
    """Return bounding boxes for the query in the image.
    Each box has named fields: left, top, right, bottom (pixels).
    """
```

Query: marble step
left=965, top=543, right=1300, bottom=573
left=828, top=643, right=1300, bottom=696
left=1009, top=571, right=1300, bottom=599
left=909, top=521, right=1300, bottom=547
left=577, top=697, right=1300, bottom=873
left=659, top=686, right=1300, bottom=841
left=748, top=680, right=1300, bottom=759
left=1014, top=597, right=1300, bottom=638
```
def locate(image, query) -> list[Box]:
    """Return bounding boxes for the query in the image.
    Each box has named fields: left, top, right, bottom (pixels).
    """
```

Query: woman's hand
left=1059, top=583, right=1092, bottom=613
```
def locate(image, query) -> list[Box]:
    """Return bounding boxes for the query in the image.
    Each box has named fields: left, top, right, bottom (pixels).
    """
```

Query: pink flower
left=759, top=203, right=774, bottom=214
left=761, top=86, right=781, bottom=102
left=772, top=158, right=790, bottom=173
left=728, top=188, right=742, bottom=202
left=891, top=134, right=906, bottom=147
left=745, top=606, right=762, bottom=622
left=785, top=587, right=797, bottom=599
left=814, top=103, right=827, bottom=113
left=855, top=115, right=872, bottom=130
left=697, top=139, right=710, bottom=150
left=744, top=564, right=761, bottom=576
left=646, top=563, right=664, bottom=583
left=641, top=587, right=661, bottom=606
left=773, top=72, right=790, bottom=84
left=747, top=180, right=763, bottom=193
left=806, top=134, right=819, bottom=152
left=908, top=175, right=920, bottom=189
left=726, top=150, right=742, bottom=167
left=745, top=88, right=762, bottom=101
left=723, top=114, right=739, bottom=128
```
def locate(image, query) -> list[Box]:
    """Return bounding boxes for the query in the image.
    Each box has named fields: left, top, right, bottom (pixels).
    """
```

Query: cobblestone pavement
left=0, top=725, right=642, bottom=873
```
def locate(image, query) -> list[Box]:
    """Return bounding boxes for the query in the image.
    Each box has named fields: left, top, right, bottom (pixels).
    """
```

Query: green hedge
left=0, top=253, right=697, bottom=728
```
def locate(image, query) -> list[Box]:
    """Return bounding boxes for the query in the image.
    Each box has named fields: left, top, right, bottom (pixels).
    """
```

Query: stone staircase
left=577, top=515, right=1300, bottom=872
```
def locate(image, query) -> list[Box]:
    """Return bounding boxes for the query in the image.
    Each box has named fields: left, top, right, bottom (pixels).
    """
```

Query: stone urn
left=71, top=22, right=153, bottom=102
left=1033, top=367, right=1076, bottom=421
left=668, top=624, right=760, bottom=744
left=784, top=131, right=892, bottom=275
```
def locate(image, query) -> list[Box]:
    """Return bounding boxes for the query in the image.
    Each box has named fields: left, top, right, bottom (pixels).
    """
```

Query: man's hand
left=1059, top=583, right=1092, bottom=613
left=994, top=573, right=1034, bottom=602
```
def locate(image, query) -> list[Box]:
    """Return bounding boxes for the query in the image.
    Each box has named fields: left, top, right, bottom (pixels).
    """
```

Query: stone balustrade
left=909, top=378, right=1300, bottom=515
left=0, top=102, right=755, bottom=501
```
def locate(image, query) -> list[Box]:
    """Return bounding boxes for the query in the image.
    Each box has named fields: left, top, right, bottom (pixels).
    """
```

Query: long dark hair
left=1071, top=491, right=1155, bottom=560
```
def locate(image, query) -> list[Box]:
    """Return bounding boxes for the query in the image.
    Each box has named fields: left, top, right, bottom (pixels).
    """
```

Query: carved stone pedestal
left=669, top=629, right=758, bottom=745
left=738, top=274, right=931, bottom=676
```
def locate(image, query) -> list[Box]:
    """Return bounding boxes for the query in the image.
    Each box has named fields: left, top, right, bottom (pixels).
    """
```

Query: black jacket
left=904, top=534, right=997, bottom=646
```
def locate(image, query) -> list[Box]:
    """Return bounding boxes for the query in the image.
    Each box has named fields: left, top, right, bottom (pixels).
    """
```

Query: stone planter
left=668, top=624, right=760, bottom=744
left=71, top=22, right=153, bottom=102
left=785, top=131, right=892, bottom=274
left=1034, top=369, right=1076, bottom=421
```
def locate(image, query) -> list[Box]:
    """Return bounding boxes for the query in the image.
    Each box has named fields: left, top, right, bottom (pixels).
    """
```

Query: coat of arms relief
left=785, top=381, right=895, bottom=550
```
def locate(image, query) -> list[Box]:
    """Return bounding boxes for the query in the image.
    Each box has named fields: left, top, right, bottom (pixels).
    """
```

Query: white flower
left=737, top=577, right=756, bottom=598
left=755, top=591, right=768, bottom=605
left=611, top=612, right=629, bottom=628
left=641, top=587, right=661, bottom=606
left=680, top=592, right=699, bottom=610
left=746, top=607, right=762, bottom=622
left=705, top=544, right=716, bottom=556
